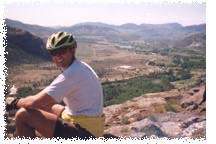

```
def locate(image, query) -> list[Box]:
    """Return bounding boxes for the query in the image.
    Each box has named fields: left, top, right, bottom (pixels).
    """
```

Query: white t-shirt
left=43, top=59, right=103, bottom=116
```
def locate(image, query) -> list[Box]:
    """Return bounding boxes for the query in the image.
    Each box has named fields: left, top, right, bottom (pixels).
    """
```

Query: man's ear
left=71, top=47, right=76, bottom=54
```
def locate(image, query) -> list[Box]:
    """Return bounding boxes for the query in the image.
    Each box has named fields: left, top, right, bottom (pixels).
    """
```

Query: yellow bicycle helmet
left=46, top=32, right=77, bottom=51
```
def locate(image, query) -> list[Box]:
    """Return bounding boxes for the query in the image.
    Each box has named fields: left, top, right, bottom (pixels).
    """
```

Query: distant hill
left=183, top=24, right=206, bottom=33
left=60, top=22, right=206, bottom=41
left=5, top=18, right=206, bottom=41
left=61, top=24, right=120, bottom=40
left=5, top=19, right=57, bottom=40
left=5, top=19, right=206, bottom=67
left=6, top=26, right=50, bottom=66
left=174, top=32, right=206, bottom=49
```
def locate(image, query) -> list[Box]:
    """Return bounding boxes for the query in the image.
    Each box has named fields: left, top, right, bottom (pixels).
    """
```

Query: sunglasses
left=49, top=47, right=71, bottom=56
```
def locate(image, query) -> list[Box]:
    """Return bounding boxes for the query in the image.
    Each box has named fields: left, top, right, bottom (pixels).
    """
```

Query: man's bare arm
left=16, top=91, right=64, bottom=117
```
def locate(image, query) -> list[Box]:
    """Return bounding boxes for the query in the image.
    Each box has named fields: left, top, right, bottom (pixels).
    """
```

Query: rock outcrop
left=5, top=86, right=206, bottom=139
left=103, top=86, right=206, bottom=138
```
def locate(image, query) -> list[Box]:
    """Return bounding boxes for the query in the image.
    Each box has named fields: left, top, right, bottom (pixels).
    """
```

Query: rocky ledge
left=5, top=86, right=205, bottom=139
left=103, top=86, right=206, bottom=139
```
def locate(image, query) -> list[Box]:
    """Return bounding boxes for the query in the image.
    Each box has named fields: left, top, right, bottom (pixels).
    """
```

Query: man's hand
left=5, top=97, right=20, bottom=111
left=9, top=85, right=18, bottom=96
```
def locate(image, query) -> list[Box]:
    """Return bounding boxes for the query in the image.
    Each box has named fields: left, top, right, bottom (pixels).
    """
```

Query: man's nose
left=52, top=54, right=63, bottom=61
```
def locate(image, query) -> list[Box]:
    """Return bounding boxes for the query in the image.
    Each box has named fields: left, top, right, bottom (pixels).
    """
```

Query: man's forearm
left=16, top=96, right=36, bottom=108
left=16, top=95, right=54, bottom=112
left=16, top=95, right=64, bottom=117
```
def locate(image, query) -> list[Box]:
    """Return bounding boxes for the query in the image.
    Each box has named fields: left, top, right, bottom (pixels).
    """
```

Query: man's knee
left=15, top=108, right=29, bottom=123
left=51, top=104, right=65, bottom=117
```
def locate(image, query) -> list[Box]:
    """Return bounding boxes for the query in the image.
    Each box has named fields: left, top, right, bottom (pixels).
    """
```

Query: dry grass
left=6, top=62, right=61, bottom=88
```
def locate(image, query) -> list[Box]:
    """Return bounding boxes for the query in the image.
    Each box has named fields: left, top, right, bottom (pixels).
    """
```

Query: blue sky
left=5, top=0, right=206, bottom=27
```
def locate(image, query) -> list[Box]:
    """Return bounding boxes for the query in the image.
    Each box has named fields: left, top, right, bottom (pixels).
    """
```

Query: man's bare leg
left=51, top=104, right=65, bottom=117
left=15, top=108, right=58, bottom=138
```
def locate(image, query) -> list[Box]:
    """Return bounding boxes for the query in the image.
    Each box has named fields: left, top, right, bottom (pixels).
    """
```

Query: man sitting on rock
left=6, top=32, right=104, bottom=139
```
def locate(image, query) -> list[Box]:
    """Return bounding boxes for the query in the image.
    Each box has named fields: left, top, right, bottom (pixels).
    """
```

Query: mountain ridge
left=6, top=18, right=205, bottom=28
left=6, top=26, right=50, bottom=66
left=5, top=18, right=206, bottom=66
left=5, top=18, right=206, bottom=41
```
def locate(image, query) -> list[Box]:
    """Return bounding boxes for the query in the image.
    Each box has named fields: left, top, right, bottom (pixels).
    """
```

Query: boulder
left=179, top=121, right=206, bottom=138
left=140, top=124, right=167, bottom=138
left=186, top=104, right=199, bottom=111
left=180, top=116, right=206, bottom=129
left=180, top=86, right=205, bottom=109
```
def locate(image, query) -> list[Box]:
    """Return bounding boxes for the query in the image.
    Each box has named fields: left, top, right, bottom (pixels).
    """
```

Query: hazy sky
left=4, top=0, right=206, bottom=27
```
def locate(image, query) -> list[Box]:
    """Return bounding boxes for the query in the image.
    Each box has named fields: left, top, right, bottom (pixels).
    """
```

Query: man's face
left=50, top=47, right=75, bottom=70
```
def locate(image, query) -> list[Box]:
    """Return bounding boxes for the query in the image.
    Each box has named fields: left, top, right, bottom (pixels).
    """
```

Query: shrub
left=17, top=86, right=41, bottom=98
left=120, top=127, right=129, bottom=133
left=164, top=104, right=178, bottom=112
left=103, top=74, right=174, bottom=106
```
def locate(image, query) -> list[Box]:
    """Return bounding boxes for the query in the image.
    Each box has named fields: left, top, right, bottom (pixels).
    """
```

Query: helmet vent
left=51, top=37, right=55, bottom=45
left=68, top=36, right=74, bottom=43
left=58, top=32, right=64, bottom=38
left=55, top=35, right=70, bottom=48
